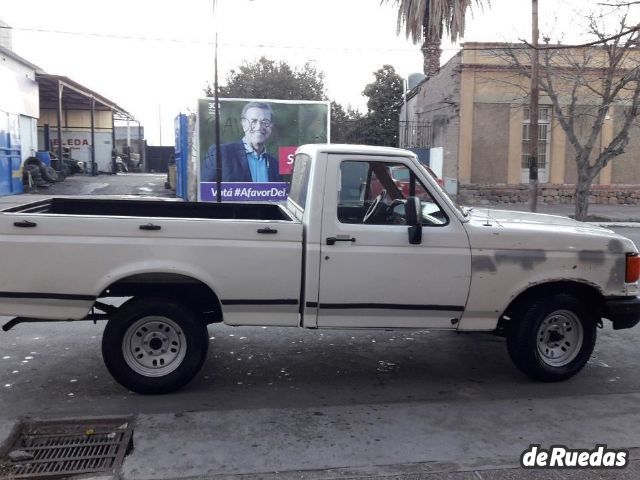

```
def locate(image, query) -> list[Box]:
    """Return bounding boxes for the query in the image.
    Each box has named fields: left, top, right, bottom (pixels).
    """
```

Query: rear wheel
left=507, top=293, right=597, bottom=381
left=102, top=297, right=208, bottom=394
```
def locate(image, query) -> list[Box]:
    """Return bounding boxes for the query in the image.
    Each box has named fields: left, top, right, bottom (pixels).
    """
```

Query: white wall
left=38, top=128, right=114, bottom=172
left=18, top=115, right=36, bottom=161
left=0, top=52, right=38, bottom=119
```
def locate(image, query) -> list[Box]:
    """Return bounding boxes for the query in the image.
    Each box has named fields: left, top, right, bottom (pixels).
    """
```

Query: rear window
left=391, top=167, right=410, bottom=181
left=288, top=153, right=312, bottom=210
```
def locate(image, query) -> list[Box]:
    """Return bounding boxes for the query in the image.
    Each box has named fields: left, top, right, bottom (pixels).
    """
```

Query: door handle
left=326, top=236, right=356, bottom=245
left=139, top=223, right=162, bottom=231
left=257, top=227, right=278, bottom=234
left=14, top=220, right=37, bottom=228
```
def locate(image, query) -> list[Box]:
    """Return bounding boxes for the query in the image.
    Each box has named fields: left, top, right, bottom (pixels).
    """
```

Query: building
left=115, top=125, right=145, bottom=171
left=0, top=19, right=142, bottom=195
left=0, top=44, right=39, bottom=195
left=37, top=73, right=138, bottom=174
left=401, top=42, right=640, bottom=204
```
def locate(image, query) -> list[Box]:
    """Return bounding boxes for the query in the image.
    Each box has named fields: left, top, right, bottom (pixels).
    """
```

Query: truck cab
left=291, top=145, right=470, bottom=331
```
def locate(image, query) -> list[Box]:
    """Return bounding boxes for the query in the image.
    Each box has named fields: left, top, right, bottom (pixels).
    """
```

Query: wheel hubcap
left=123, top=316, right=186, bottom=377
left=536, top=310, right=583, bottom=367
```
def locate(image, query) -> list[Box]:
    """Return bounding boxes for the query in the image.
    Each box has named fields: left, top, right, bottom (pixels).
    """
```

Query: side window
left=288, top=153, right=312, bottom=210
left=337, top=161, right=448, bottom=226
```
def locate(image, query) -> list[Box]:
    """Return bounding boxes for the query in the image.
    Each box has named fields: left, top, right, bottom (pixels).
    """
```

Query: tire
left=102, top=297, right=209, bottom=394
left=40, top=166, right=59, bottom=182
left=507, top=293, right=597, bottom=382
left=24, top=157, right=44, bottom=169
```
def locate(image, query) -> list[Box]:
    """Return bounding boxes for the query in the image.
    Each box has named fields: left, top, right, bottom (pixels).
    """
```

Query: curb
left=590, top=222, right=640, bottom=228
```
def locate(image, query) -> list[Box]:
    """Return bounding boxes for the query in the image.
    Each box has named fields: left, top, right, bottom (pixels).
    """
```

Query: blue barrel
left=36, top=151, right=51, bottom=167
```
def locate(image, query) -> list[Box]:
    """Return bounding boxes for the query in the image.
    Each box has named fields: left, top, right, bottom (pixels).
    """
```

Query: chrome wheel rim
left=536, top=310, right=583, bottom=367
left=123, top=316, right=186, bottom=377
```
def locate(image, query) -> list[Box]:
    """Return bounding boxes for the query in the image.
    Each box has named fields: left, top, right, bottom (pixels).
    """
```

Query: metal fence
left=330, top=120, right=433, bottom=149
left=399, top=121, right=432, bottom=149
left=330, top=120, right=368, bottom=145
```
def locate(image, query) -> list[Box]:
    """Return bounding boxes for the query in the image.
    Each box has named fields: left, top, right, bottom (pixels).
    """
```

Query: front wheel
left=102, top=297, right=208, bottom=394
left=507, top=293, right=597, bottom=382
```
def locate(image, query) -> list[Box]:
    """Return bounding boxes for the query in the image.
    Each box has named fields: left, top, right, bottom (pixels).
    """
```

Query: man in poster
left=202, top=102, right=282, bottom=182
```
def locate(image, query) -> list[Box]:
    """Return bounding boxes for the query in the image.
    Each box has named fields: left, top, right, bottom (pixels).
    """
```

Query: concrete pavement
left=0, top=172, right=174, bottom=210
left=121, top=398, right=640, bottom=480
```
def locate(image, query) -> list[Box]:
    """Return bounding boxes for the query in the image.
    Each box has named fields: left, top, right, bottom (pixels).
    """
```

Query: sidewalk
left=479, top=202, right=640, bottom=225
left=0, top=173, right=173, bottom=210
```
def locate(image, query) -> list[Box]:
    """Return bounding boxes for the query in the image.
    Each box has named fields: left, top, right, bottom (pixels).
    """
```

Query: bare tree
left=499, top=14, right=640, bottom=220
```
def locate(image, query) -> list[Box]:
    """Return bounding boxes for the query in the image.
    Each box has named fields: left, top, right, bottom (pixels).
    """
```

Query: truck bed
left=2, top=198, right=293, bottom=221
left=0, top=196, right=303, bottom=326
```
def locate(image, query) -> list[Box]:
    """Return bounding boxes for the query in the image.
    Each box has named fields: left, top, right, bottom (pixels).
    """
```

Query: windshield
left=415, top=164, right=468, bottom=217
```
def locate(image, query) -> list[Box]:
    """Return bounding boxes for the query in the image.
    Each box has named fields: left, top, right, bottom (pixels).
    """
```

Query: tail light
left=625, top=253, right=640, bottom=283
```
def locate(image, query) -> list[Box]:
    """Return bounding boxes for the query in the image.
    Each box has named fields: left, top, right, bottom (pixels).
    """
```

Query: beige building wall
left=549, top=116, right=566, bottom=184
left=507, top=106, right=524, bottom=184
left=405, top=42, right=640, bottom=187
left=612, top=120, right=640, bottom=184
left=39, top=109, right=112, bottom=129
left=458, top=69, right=475, bottom=183
left=563, top=107, right=602, bottom=185
left=471, top=104, right=509, bottom=183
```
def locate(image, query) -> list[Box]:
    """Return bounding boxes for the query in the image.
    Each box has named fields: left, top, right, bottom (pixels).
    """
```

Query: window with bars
left=521, top=106, right=551, bottom=169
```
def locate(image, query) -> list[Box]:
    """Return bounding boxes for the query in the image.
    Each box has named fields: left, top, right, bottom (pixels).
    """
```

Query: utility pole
left=158, top=104, right=162, bottom=146
left=212, top=0, right=223, bottom=202
left=529, top=0, right=539, bottom=212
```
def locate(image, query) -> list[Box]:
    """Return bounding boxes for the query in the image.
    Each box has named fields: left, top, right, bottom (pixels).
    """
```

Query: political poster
left=198, top=98, right=329, bottom=202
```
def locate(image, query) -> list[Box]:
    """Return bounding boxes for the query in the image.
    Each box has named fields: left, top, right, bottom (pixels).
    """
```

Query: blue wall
left=0, top=113, right=23, bottom=196
left=174, top=114, right=189, bottom=200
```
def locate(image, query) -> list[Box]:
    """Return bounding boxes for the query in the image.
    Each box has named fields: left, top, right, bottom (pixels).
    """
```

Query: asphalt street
left=2, top=311, right=640, bottom=479
left=1, top=175, right=640, bottom=479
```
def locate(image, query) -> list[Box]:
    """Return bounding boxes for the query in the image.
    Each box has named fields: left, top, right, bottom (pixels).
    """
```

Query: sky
left=0, top=0, right=618, bottom=145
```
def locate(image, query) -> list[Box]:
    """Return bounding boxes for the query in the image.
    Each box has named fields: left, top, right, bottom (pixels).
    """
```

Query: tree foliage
left=205, top=57, right=327, bottom=101
left=330, top=101, right=365, bottom=144
left=362, top=65, right=405, bottom=146
left=386, top=0, right=483, bottom=44
left=329, top=66, right=404, bottom=146
left=383, top=0, right=486, bottom=76
left=205, top=58, right=404, bottom=148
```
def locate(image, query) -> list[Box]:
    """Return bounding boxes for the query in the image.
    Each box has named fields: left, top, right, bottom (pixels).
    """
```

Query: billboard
left=198, top=98, right=329, bottom=202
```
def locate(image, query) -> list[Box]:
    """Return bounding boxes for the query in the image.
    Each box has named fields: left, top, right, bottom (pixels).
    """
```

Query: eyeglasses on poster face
left=242, top=118, right=273, bottom=129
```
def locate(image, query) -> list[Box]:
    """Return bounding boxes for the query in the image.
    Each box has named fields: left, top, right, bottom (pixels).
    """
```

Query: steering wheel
left=363, top=190, right=387, bottom=223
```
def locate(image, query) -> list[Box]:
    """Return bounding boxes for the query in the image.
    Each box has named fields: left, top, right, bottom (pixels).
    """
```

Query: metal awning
left=36, top=73, right=138, bottom=174
left=36, top=73, right=136, bottom=121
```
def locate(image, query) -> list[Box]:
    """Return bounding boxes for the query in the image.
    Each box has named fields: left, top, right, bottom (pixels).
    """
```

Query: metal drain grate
left=0, top=418, right=133, bottom=479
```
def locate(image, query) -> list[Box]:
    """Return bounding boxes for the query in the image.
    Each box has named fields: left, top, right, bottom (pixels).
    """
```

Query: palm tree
left=385, top=0, right=484, bottom=78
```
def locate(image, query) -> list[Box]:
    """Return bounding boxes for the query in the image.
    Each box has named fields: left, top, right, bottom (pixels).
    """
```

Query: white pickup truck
left=1, top=144, right=639, bottom=394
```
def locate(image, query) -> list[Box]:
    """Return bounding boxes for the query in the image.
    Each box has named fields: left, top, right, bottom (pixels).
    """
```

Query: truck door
left=316, top=154, right=471, bottom=329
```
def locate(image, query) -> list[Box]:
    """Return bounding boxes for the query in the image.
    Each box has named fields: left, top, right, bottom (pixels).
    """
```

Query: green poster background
left=198, top=98, right=329, bottom=180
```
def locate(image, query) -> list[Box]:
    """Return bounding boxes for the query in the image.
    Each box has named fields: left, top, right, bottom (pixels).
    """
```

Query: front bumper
left=604, top=296, right=640, bottom=330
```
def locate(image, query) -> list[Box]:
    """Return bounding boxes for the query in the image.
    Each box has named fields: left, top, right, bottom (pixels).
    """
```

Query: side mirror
left=406, top=196, right=422, bottom=245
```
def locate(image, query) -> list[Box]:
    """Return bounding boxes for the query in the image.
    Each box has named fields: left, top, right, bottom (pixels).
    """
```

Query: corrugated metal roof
left=37, top=73, right=136, bottom=120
